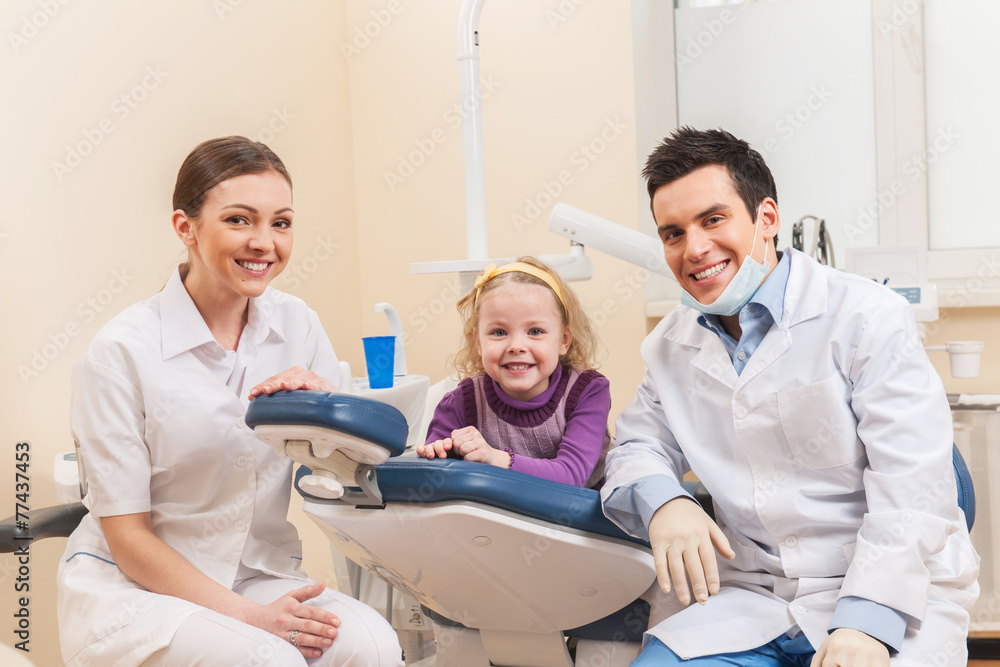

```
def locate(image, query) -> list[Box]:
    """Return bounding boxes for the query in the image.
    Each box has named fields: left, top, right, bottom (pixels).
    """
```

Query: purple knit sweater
left=424, top=365, right=612, bottom=487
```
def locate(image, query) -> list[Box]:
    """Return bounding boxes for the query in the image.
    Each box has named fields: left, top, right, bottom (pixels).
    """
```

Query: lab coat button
left=236, top=417, right=246, bottom=429
left=236, top=456, right=249, bottom=468
left=758, top=480, right=772, bottom=490
left=784, top=535, right=798, bottom=548
left=234, top=520, right=248, bottom=532
left=734, top=407, right=748, bottom=419
left=794, top=604, right=807, bottom=614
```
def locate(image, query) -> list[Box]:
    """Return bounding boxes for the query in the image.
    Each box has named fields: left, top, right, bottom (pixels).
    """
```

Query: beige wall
left=1, top=2, right=359, bottom=664
left=4, top=1, right=1000, bottom=666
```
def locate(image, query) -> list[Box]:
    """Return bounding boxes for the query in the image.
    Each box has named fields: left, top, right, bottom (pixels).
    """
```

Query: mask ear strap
left=748, top=203, right=764, bottom=262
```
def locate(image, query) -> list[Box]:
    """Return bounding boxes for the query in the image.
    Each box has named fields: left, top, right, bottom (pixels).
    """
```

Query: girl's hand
left=248, top=366, right=337, bottom=400
left=449, top=426, right=511, bottom=468
left=417, top=439, right=453, bottom=459
left=245, top=583, right=340, bottom=660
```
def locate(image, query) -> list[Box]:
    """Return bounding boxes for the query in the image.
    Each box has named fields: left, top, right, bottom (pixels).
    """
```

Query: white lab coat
left=57, top=267, right=342, bottom=666
left=603, top=249, right=978, bottom=663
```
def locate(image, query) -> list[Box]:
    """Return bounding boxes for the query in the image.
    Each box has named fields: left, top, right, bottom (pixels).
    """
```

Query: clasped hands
left=247, top=582, right=339, bottom=660
left=650, top=498, right=889, bottom=666
left=416, top=426, right=512, bottom=468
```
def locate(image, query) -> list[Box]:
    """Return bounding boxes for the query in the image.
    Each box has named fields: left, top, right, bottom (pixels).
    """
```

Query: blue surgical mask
left=680, top=207, right=770, bottom=317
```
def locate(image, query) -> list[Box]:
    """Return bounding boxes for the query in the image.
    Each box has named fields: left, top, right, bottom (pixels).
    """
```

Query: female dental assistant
left=57, top=136, right=403, bottom=666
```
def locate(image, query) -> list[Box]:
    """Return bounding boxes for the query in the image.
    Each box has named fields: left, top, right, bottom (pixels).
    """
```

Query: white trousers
left=142, top=576, right=403, bottom=667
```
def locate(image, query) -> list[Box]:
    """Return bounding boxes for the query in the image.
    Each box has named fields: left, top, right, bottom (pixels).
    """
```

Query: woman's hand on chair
left=245, top=582, right=340, bottom=659
left=248, top=366, right=337, bottom=399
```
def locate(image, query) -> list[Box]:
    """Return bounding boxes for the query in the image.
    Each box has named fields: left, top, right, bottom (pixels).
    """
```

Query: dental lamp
left=547, top=203, right=672, bottom=278
left=411, top=0, right=661, bottom=288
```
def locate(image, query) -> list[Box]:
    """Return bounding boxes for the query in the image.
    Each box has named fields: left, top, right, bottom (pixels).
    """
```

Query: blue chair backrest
left=953, top=444, right=975, bottom=531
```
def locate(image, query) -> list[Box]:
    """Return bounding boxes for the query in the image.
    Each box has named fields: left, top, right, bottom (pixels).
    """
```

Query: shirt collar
left=697, top=250, right=791, bottom=333
left=159, top=265, right=285, bottom=360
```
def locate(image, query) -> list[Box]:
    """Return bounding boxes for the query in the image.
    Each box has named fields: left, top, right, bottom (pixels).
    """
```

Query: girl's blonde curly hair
left=450, top=256, right=601, bottom=379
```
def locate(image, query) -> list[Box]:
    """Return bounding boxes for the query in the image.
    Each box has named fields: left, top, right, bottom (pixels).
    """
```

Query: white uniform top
left=602, top=249, right=979, bottom=661
left=57, top=266, right=341, bottom=666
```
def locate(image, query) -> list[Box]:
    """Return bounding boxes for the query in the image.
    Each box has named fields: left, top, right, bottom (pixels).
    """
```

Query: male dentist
left=602, top=127, right=978, bottom=666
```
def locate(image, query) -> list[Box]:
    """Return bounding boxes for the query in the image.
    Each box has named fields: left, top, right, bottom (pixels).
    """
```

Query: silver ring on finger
left=288, top=630, right=301, bottom=646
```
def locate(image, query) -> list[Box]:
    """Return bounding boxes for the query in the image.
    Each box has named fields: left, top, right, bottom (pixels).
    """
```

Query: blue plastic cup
left=362, top=336, right=395, bottom=389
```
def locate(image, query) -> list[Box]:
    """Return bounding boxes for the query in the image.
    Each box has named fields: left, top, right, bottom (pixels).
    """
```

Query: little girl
left=417, top=257, right=612, bottom=488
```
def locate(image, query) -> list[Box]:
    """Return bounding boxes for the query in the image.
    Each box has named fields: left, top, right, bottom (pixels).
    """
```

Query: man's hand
left=648, top=497, right=734, bottom=605
left=811, top=628, right=890, bottom=667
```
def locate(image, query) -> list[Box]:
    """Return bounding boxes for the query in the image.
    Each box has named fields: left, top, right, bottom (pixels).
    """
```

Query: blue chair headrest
left=245, top=390, right=408, bottom=458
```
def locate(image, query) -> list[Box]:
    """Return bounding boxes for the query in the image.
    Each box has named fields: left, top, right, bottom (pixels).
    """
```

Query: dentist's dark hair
left=642, top=127, right=778, bottom=244
left=173, top=136, right=291, bottom=219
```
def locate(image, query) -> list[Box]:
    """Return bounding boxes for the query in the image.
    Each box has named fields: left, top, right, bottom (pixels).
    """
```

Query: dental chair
left=0, top=391, right=982, bottom=665
left=241, top=390, right=981, bottom=667
left=245, top=389, right=656, bottom=667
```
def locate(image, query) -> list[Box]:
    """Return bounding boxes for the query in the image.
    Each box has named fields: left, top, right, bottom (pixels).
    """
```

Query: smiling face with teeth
left=653, top=164, right=779, bottom=319
left=475, top=281, right=572, bottom=402
left=173, top=169, right=293, bottom=310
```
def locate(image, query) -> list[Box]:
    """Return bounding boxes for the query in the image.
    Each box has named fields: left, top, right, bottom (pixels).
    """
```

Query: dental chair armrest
left=304, top=458, right=650, bottom=547
left=0, top=502, right=88, bottom=553
left=247, top=391, right=408, bottom=501
left=245, top=390, right=408, bottom=456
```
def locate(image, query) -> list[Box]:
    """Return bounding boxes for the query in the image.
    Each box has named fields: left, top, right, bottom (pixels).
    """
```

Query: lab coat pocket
left=777, top=374, right=862, bottom=469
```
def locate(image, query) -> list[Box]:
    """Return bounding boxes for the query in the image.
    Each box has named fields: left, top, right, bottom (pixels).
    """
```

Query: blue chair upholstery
left=245, top=390, right=408, bottom=458
left=952, top=444, right=976, bottom=530
left=297, top=459, right=647, bottom=546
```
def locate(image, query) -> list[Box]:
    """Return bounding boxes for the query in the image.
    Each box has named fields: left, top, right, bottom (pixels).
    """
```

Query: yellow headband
left=474, top=262, right=566, bottom=309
